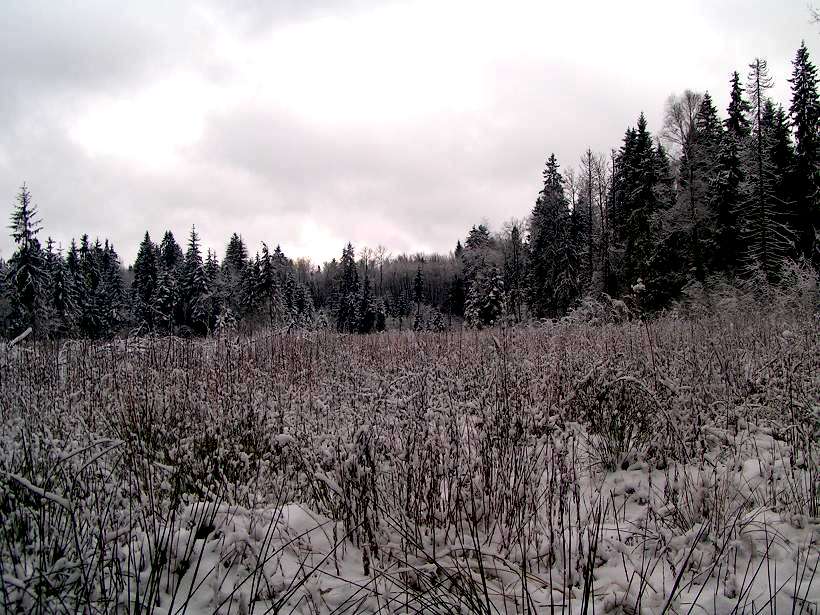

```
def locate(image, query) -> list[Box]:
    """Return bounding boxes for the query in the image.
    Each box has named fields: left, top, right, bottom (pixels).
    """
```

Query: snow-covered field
left=1, top=301, right=818, bottom=613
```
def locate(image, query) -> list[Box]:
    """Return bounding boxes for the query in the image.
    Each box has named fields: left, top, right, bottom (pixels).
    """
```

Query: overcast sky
left=1, top=1, right=817, bottom=266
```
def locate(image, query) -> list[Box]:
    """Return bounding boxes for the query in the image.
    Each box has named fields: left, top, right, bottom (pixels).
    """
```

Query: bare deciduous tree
left=662, top=90, right=707, bottom=280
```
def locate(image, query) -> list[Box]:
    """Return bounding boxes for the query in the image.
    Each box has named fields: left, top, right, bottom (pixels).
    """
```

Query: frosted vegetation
left=1, top=284, right=818, bottom=614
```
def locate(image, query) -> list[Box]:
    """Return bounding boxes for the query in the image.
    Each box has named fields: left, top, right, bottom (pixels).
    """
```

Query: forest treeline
left=1, top=45, right=817, bottom=338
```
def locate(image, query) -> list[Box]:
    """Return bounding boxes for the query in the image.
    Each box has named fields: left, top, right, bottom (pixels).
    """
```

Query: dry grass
left=0, top=297, right=817, bottom=613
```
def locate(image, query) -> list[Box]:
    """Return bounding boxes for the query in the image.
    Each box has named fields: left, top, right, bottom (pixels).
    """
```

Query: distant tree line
left=1, top=45, right=817, bottom=338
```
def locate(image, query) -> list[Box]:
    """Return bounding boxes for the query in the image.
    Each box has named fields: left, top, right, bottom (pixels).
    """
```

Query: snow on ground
left=1, top=305, right=818, bottom=613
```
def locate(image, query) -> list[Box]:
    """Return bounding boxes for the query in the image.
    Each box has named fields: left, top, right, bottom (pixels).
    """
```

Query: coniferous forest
left=1, top=44, right=818, bottom=340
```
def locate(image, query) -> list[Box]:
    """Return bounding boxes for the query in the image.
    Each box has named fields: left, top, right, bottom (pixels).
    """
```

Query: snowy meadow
left=1, top=296, right=818, bottom=614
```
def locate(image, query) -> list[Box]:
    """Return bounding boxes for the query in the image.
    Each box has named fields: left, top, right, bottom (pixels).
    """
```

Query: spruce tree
left=527, top=154, right=579, bottom=318
left=182, top=226, right=210, bottom=334
left=461, top=224, right=496, bottom=315
left=99, top=240, right=126, bottom=333
left=789, top=42, right=820, bottom=269
left=6, top=184, right=48, bottom=335
left=763, top=102, right=797, bottom=229
left=335, top=243, right=360, bottom=332
left=66, top=239, right=80, bottom=278
left=742, top=58, right=793, bottom=282
left=503, top=224, right=526, bottom=322
left=152, top=267, right=175, bottom=332
left=159, top=231, right=184, bottom=271
left=612, top=115, right=662, bottom=295
left=257, top=243, right=281, bottom=326
left=76, top=235, right=100, bottom=336
left=132, top=231, right=158, bottom=329
left=222, top=233, right=248, bottom=321
left=413, top=263, right=424, bottom=317
left=711, top=72, right=750, bottom=274
left=224, top=233, right=248, bottom=273
left=45, top=242, right=77, bottom=336
left=693, top=93, right=727, bottom=272
left=465, top=265, right=504, bottom=328
left=240, top=256, right=260, bottom=319
left=358, top=274, right=377, bottom=333
left=159, top=231, right=185, bottom=326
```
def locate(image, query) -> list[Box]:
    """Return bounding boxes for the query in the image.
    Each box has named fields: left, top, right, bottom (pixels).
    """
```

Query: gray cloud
left=0, top=0, right=816, bottom=265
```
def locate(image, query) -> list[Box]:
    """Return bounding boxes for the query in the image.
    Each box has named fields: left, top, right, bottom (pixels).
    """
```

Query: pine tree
left=6, top=184, right=48, bottom=335
left=527, top=154, right=579, bottom=318
left=789, top=42, right=820, bottom=268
